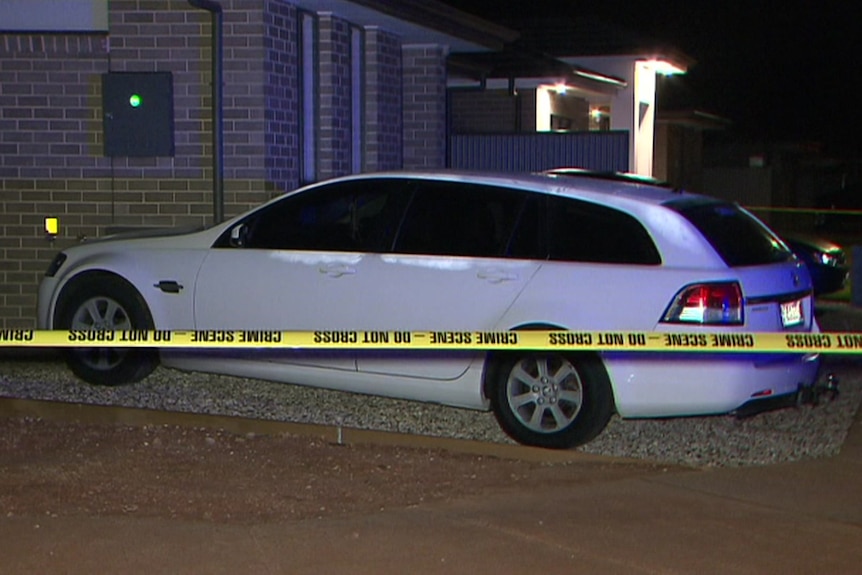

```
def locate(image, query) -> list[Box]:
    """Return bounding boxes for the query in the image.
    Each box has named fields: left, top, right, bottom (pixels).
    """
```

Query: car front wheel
left=487, top=352, right=614, bottom=449
left=56, top=274, right=159, bottom=386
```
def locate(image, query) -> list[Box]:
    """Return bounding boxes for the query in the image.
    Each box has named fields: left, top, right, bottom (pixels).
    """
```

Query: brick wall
left=0, top=1, right=284, bottom=328
left=0, top=33, right=110, bottom=327
left=263, top=0, right=300, bottom=193
left=0, top=0, right=455, bottom=328
left=317, top=14, right=352, bottom=178
left=402, top=44, right=447, bottom=169
left=0, top=34, right=108, bottom=179
left=365, top=28, right=402, bottom=170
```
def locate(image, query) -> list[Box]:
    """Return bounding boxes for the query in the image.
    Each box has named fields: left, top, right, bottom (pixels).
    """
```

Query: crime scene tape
left=1, top=329, right=862, bottom=354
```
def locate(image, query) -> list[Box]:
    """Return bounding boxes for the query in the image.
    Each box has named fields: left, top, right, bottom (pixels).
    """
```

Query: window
left=672, top=200, right=792, bottom=267
left=546, top=197, right=661, bottom=264
left=506, top=196, right=542, bottom=258
left=503, top=195, right=660, bottom=264
left=243, top=181, right=410, bottom=252
left=394, top=182, right=526, bottom=257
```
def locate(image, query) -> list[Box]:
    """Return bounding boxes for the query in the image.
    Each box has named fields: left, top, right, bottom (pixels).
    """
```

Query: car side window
left=546, top=196, right=661, bottom=264
left=505, top=195, right=543, bottom=259
left=393, top=182, right=526, bottom=258
left=242, top=180, right=410, bottom=252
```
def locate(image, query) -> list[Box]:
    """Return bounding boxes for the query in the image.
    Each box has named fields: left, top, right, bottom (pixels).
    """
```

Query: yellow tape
left=1, top=329, right=861, bottom=354
left=747, top=206, right=862, bottom=216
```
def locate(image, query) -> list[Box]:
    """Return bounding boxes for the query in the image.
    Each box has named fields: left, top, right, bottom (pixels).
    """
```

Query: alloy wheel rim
left=69, top=296, right=133, bottom=370
left=505, top=355, right=583, bottom=434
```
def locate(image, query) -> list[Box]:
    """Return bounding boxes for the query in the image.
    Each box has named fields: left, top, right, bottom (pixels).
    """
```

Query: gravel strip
left=2, top=302, right=860, bottom=468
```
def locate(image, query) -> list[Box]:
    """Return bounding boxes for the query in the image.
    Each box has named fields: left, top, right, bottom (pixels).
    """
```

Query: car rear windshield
left=669, top=200, right=793, bottom=267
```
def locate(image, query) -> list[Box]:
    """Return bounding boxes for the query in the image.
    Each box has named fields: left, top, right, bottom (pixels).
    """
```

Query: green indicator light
left=129, top=94, right=142, bottom=108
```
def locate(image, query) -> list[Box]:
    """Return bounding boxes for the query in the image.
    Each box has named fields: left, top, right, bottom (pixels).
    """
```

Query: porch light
left=648, top=59, right=686, bottom=76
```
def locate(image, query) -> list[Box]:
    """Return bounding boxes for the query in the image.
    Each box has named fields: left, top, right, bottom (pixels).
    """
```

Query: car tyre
left=488, top=352, right=614, bottom=449
left=56, top=274, right=159, bottom=386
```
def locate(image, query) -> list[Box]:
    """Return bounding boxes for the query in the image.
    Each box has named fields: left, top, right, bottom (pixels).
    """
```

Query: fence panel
left=449, top=132, right=629, bottom=173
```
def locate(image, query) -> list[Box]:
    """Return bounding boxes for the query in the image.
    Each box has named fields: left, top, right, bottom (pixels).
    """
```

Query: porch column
left=317, top=13, right=352, bottom=178
left=365, top=28, right=403, bottom=171
left=401, top=44, right=448, bottom=169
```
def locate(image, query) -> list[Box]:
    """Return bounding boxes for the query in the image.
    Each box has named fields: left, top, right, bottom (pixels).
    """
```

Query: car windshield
left=668, top=200, right=793, bottom=267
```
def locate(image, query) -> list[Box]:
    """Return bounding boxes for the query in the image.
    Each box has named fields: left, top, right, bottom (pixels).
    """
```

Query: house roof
left=292, top=0, right=518, bottom=52
left=446, top=13, right=694, bottom=95
left=352, top=0, right=519, bottom=49
left=497, top=15, right=695, bottom=72
left=447, top=48, right=626, bottom=95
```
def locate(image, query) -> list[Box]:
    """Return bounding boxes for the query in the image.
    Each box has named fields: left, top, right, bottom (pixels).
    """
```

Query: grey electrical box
left=102, top=72, right=174, bottom=157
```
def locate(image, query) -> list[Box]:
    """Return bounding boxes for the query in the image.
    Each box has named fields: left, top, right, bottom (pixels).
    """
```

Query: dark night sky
left=450, top=1, right=860, bottom=157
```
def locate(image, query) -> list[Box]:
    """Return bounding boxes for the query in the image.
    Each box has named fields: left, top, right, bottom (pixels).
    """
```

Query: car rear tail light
left=662, top=282, right=743, bottom=325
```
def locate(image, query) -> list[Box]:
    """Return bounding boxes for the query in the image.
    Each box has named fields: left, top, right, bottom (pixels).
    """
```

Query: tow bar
left=798, top=372, right=840, bottom=406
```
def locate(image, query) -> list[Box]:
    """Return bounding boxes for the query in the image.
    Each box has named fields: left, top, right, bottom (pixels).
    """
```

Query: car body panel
left=496, top=262, right=731, bottom=330
left=193, top=248, right=365, bottom=370
left=160, top=350, right=491, bottom=410
left=38, top=233, right=216, bottom=331
left=354, top=254, right=540, bottom=379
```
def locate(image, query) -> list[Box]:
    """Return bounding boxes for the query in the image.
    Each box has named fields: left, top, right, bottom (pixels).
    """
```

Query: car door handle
left=319, top=264, right=356, bottom=278
left=154, top=280, right=184, bottom=294
left=477, top=270, right=518, bottom=283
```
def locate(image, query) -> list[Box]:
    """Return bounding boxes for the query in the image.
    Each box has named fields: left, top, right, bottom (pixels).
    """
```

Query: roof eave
left=350, top=0, right=519, bottom=50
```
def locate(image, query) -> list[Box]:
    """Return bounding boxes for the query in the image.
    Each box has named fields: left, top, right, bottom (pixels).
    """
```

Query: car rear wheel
left=488, top=352, right=614, bottom=449
left=56, top=274, right=159, bottom=386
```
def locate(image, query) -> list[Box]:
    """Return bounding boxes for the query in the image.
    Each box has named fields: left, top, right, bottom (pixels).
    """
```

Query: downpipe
left=187, top=0, right=225, bottom=224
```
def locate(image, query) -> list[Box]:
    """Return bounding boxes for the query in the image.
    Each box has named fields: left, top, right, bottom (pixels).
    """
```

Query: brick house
left=0, top=0, right=515, bottom=328
left=0, top=1, right=692, bottom=329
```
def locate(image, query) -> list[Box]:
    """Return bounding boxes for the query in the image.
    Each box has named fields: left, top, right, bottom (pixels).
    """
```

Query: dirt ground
left=0, top=416, right=671, bottom=525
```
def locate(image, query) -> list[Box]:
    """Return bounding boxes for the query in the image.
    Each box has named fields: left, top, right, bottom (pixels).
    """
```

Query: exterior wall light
left=45, top=217, right=59, bottom=240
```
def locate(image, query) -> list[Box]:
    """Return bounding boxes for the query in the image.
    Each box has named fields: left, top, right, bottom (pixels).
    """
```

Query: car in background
left=782, top=234, right=849, bottom=296
left=38, top=171, right=821, bottom=449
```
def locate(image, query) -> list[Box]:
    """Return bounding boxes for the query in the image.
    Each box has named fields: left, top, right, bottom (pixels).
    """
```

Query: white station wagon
left=37, top=171, right=821, bottom=448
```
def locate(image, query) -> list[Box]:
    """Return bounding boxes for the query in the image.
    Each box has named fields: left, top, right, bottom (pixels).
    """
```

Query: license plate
left=780, top=299, right=804, bottom=327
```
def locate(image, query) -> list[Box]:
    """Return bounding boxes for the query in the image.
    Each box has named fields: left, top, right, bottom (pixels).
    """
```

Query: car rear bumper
left=732, top=387, right=802, bottom=418
left=604, top=352, right=821, bottom=418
